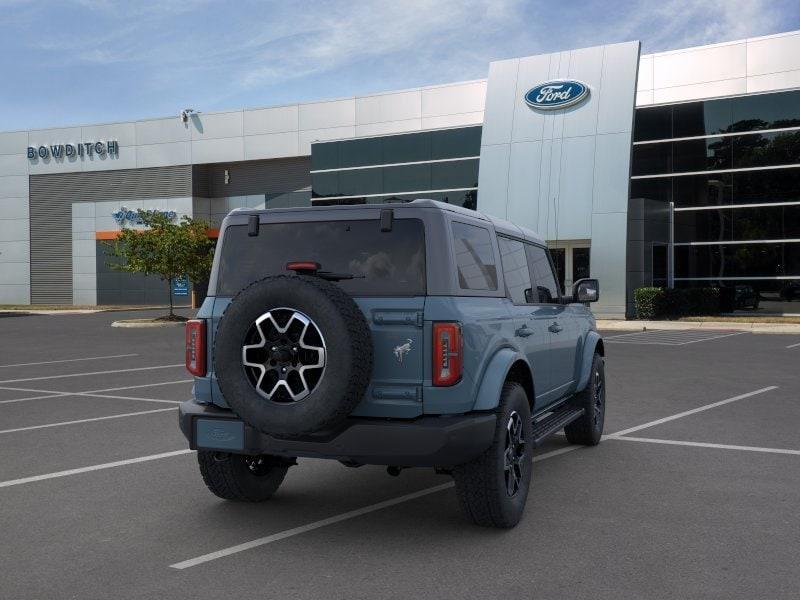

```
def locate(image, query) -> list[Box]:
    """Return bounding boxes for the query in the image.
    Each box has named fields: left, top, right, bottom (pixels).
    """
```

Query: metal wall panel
left=194, top=157, right=311, bottom=198
left=478, top=41, right=641, bottom=318
left=28, top=165, right=191, bottom=304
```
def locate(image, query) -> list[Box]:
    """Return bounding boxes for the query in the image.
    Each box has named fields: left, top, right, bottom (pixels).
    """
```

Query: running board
left=531, top=405, right=585, bottom=447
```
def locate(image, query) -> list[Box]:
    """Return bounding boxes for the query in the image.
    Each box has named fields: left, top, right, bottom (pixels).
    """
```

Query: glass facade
left=311, top=126, right=481, bottom=209
left=631, top=89, right=800, bottom=312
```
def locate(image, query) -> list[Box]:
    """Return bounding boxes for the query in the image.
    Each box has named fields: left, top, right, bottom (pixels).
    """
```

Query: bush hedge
left=633, top=287, right=720, bottom=320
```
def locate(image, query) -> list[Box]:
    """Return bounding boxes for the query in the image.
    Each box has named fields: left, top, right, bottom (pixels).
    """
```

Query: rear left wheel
left=197, top=450, right=291, bottom=502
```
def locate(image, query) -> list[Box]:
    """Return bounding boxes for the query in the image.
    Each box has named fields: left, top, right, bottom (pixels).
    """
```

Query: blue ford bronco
left=180, top=199, right=604, bottom=528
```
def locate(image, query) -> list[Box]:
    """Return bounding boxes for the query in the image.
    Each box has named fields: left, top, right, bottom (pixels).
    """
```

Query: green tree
left=106, top=210, right=215, bottom=319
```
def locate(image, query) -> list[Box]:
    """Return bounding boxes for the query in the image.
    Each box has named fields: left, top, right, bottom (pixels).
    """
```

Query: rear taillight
left=433, top=322, right=462, bottom=386
left=185, top=319, right=206, bottom=377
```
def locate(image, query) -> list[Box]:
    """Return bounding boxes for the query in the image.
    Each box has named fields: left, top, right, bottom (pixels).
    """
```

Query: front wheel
left=197, top=450, right=291, bottom=502
left=453, top=382, right=533, bottom=528
left=564, top=353, right=605, bottom=445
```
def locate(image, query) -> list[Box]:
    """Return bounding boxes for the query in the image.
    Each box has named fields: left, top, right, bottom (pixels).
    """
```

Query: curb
left=111, top=319, right=187, bottom=328
left=597, top=319, right=800, bottom=334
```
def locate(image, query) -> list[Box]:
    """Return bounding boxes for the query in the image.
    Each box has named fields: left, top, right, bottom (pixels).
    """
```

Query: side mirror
left=573, top=278, right=599, bottom=303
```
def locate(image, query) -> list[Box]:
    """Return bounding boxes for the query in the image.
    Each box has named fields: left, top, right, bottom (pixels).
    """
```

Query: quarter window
left=498, top=237, right=533, bottom=304
left=525, top=245, right=560, bottom=303
left=452, top=222, right=498, bottom=291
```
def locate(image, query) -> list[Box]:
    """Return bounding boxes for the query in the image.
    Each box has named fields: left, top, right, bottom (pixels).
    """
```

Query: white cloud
left=605, top=0, right=785, bottom=52
left=235, top=0, right=526, bottom=88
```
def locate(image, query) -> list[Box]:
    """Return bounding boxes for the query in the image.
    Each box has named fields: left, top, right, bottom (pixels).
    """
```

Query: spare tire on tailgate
left=213, top=275, right=373, bottom=437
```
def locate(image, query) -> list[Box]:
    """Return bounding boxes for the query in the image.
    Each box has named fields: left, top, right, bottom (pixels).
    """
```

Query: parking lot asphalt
left=1, top=310, right=799, bottom=599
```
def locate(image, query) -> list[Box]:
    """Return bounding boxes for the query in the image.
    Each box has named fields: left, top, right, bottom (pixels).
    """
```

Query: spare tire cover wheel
left=213, top=275, right=373, bottom=437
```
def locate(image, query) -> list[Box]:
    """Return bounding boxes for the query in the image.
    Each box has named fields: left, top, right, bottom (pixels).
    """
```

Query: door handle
left=515, top=325, right=534, bottom=338
left=548, top=322, right=563, bottom=334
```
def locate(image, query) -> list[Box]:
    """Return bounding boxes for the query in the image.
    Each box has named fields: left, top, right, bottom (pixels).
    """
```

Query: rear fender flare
left=472, top=348, right=531, bottom=411
left=576, top=331, right=604, bottom=392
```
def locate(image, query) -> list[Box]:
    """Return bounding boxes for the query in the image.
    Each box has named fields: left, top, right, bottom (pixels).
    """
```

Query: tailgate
left=350, top=297, right=426, bottom=418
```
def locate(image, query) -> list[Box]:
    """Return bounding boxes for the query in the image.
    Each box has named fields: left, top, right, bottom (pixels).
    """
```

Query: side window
left=451, top=222, right=498, bottom=291
left=525, top=244, right=561, bottom=304
left=498, top=236, right=533, bottom=304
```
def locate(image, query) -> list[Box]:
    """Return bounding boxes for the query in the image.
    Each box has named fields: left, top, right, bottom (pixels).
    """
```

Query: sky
left=2, top=0, right=800, bottom=131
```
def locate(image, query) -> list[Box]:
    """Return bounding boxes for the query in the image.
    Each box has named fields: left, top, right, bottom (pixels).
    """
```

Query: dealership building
left=1, top=29, right=799, bottom=317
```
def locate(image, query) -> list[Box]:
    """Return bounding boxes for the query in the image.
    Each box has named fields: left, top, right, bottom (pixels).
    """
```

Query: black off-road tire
left=198, top=450, right=290, bottom=502
left=213, top=275, right=372, bottom=438
left=564, top=353, right=605, bottom=445
left=453, top=382, right=533, bottom=528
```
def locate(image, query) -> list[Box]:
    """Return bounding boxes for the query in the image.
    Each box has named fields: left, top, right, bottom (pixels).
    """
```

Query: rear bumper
left=179, top=399, right=496, bottom=468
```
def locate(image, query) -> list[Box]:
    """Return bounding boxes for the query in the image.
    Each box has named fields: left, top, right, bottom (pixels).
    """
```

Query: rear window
left=216, top=218, right=426, bottom=296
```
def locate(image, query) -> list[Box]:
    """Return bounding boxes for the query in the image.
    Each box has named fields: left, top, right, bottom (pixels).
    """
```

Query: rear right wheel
left=453, top=382, right=533, bottom=528
left=197, top=450, right=291, bottom=502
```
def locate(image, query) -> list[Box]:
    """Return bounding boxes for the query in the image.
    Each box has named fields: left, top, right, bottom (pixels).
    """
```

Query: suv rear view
left=180, top=200, right=605, bottom=527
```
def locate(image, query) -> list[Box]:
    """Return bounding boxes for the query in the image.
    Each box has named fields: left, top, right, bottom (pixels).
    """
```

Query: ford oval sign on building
left=524, top=80, right=589, bottom=110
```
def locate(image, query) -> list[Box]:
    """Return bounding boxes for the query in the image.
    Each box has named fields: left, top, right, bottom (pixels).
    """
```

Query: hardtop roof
left=230, top=199, right=546, bottom=245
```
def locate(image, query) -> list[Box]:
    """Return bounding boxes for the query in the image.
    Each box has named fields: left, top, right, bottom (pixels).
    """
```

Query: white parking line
left=608, top=386, right=777, bottom=437
left=169, top=386, right=781, bottom=568
left=610, top=436, right=800, bottom=456
left=786, top=341, right=800, bottom=349
left=0, top=407, right=177, bottom=434
left=0, top=380, right=191, bottom=405
left=81, top=393, right=180, bottom=404
left=605, top=330, right=746, bottom=346
left=0, top=449, right=194, bottom=489
left=0, top=364, right=184, bottom=385
left=170, top=482, right=456, bottom=569
left=169, top=445, right=582, bottom=570
left=0, top=353, right=138, bottom=369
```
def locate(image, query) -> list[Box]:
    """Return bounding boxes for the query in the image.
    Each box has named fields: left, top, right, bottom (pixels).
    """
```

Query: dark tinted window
left=498, top=237, right=532, bottom=304
left=673, top=136, right=731, bottom=173
left=674, top=243, right=800, bottom=278
left=383, top=163, right=431, bottom=193
left=634, top=106, right=672, bottom=142
left=452, top=222, right=497, bottom=291
left=311, top=142, right=339, bottom=170
left=731, top=90, right=800, bottom=131
left=525, top=245, right=560, bottom=303
left=430, top=127, right=482, bottom=159
left=312, top=190, right=478, bottom=210
left=631, top=177, right=672, bottom=204
left=673, top=173, right=732, bottom=208
left=674, top=205, right=800, bottom=243
left=734, top=167, right=800, bottom=204
left=383, top=132, right=431, bottom=164
left=311, top=172, right=338, bottom=198
left=668, top=168, right=800, bottom=208
left=338, top=169, right=382, bottom=196
left=631, top=142, right=672, bottom=176
left=732, top=130, right=800, bottom=169
left=431, top=159, right=479, bottom=189
left=310, top=126, right=482, bottom=173
left=339, top=138, right=383, bottom=168
left=652, top=244, right=668, bottom=286
left=217, top=219, right=426, bottom=296
left=673, top=98, right=731, bottom=137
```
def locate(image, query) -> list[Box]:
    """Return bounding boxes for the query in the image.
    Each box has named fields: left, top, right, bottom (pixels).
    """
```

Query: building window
left=310, top=126, right=481, bottom=208
left=630, top=89, right=800, bottom=310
